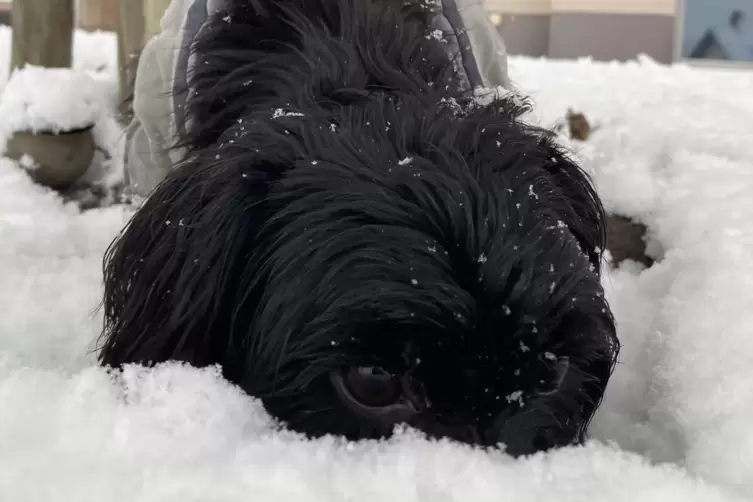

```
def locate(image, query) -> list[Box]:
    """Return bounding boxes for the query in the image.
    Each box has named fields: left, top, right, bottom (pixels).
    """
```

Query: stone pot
left=5, top=125, right=95, bottom=189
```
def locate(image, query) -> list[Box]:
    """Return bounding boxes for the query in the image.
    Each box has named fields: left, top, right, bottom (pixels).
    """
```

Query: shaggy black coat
left=99, top=0, right=619, bottom=456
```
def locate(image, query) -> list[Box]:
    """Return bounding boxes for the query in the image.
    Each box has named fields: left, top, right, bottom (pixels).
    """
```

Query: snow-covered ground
left=1, top=26, right=753, bottom=502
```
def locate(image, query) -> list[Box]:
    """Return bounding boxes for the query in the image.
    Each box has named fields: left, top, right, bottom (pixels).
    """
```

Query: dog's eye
left=344, top=366, right=402, bottom=407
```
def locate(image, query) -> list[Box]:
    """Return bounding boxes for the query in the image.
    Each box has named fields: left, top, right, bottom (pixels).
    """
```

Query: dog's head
left=236, top=98, right=617, bottom=457
left=100, top=0, right=617, bottom=457
left=101, top=93, right=617, bottom=458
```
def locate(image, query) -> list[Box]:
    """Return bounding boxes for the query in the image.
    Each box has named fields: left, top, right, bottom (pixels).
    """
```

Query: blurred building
left=77, top=0, right=117, bottom=31
left=0, top=0, right=118, bottom=31
left=1, top=0, right=682, bottom=64
left=0, top=0, right=9, bottom=26
left=488, top=0, right=677, bottom=63
left=679, top=1, right=753, bottom=64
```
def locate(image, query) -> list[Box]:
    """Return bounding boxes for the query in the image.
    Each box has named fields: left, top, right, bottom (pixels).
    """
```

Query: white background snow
left=1, top=25, right=752, bottom=502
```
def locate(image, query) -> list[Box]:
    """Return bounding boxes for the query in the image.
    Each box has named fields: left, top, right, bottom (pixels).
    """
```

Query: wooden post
left=114, top=0, right=145, bottom=106
left=78, top=0, right=118, bottom=32
left=114, top=0, right=171, bottom=113
left=143, top=0, right=172, bottom=41
left=11, top=0, right=74, bottom=71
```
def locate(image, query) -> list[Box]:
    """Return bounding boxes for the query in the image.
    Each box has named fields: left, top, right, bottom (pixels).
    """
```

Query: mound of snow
left=0, top=65, right=105, bottom=135
left=0, top=361, right=746, bottom=502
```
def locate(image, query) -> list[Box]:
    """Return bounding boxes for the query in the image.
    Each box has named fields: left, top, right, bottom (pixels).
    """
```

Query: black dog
left=99, top=0, right=618, bottom=456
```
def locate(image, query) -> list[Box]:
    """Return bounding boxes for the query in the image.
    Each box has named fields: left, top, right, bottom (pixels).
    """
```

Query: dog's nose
left=486, top=406, right=565, bottom=456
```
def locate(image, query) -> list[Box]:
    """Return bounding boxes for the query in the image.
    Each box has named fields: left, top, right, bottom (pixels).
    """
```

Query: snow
left=0, top=24, right=752, bottom=501
left=0, top=65, right=105, bottom=134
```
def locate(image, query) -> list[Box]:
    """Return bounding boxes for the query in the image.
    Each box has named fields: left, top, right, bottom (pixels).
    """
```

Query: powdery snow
left=1, top=28, right=753, bottom=501
left=0, top=65, right=104, bottom=134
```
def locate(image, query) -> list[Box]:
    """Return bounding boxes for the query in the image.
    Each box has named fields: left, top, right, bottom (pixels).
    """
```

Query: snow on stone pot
left=0, top=65, right=103, bottom=189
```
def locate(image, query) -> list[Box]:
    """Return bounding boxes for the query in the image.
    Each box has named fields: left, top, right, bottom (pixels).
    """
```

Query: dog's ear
left=98, top=153, right=268, bottom=373
left=456, top=96, right=607, bottom=270
left=538, top=137, right=607, bottom=269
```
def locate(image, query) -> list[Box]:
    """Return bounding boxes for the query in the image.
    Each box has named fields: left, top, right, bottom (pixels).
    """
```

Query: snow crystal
left=471, top=85, right=510, bottom=108
left=527, top=184, right=539, bottom=200
left=425, top=29, right=446, bottom=42
left=505, top=390, right=524, bottom=406
left=272, top=108, right=305, bottom=119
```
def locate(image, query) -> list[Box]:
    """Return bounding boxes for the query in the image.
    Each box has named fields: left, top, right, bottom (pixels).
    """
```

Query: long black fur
left=99, top=0, right=618, bottom=456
